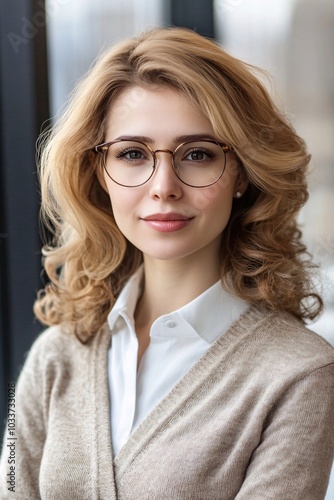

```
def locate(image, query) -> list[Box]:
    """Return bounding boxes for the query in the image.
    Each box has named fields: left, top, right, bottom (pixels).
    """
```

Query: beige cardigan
left=1, top=306, right=334, bottom=499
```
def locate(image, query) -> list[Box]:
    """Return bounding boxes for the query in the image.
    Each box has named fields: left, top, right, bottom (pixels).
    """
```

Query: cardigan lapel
left=92, top=325, right=118, bottom=499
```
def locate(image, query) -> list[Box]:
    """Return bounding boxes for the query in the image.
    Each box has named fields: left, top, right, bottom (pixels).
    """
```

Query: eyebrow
left=113, top=134, right=220, bottom=144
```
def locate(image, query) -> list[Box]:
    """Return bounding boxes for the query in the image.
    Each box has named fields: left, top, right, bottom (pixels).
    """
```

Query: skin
left=101, top=86, right=248, bottom=363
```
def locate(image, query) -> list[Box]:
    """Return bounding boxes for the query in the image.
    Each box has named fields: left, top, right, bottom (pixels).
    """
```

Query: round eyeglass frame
left=94, top=139, right=234, bottom=188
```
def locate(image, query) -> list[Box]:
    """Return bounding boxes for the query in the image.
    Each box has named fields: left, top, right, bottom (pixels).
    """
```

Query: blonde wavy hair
left=34, top=27, right=322, bottom=342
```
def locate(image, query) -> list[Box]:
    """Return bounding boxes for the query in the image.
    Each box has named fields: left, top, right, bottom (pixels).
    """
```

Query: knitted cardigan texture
left=1, top=306, right=334, bottom=499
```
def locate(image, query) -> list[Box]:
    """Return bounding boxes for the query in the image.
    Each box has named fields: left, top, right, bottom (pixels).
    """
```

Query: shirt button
left=166, top=320, right=177, bottom=328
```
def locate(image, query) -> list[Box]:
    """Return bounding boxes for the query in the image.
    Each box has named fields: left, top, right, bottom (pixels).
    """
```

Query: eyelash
left=114, top=147, right=148, bottom=161
left=183, top=148, right=217, bottom=162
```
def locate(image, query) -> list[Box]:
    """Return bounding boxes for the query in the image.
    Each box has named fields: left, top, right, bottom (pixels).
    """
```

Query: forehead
left=105, top=85, right=215, bottom=143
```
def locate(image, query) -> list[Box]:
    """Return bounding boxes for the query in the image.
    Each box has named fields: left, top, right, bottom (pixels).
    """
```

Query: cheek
left=190, top=180, right=234, bottom=213
left=105, top=182, right=140, bottom=225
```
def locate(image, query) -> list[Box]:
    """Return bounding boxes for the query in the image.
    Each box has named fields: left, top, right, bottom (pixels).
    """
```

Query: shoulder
left=20, top=323, right=112, bottom=377
left=231, top=306, right=334, bottom=377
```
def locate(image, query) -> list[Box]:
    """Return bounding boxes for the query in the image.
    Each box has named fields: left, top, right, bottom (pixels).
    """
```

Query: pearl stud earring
left=235, top=191, right=242, bottom=198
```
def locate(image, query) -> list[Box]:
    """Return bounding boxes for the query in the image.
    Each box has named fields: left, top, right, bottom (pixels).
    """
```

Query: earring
left=235, top=191, right=242, bottom=198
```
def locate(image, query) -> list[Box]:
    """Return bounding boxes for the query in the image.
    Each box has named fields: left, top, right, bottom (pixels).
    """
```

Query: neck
left=134, top=253, right=221, bottom=330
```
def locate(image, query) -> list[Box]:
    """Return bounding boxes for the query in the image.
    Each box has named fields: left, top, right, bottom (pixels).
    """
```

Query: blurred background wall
left=1, top=0, right=333, bottom=495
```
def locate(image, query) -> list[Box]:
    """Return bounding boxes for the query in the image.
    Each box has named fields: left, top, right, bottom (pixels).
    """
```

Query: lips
left=141, top=213, right=194, bottom=232
left=142, top=213, right=193, bottom=221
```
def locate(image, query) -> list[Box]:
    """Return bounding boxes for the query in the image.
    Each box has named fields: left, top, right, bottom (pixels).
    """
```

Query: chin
left=139, top=244, right=203, bottom=263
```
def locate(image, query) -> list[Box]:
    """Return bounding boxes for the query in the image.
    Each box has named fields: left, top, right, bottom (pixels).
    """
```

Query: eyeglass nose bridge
left=150, top=148, right=177, bottom=174
left=154, top=149, right=174, bottom=155
left=152, top=149, right=174, bottom=160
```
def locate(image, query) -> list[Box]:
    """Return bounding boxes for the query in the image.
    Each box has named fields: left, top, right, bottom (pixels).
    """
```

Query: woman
left=1, top=27, right=333, bottom=499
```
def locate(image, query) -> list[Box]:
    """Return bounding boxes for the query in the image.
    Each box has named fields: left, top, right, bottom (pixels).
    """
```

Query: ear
left=93, top=152, right=109, bottom=193
left=233, top=166, right=249, bottom=199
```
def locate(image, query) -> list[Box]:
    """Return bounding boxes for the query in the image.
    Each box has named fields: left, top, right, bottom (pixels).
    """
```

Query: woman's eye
left=185, top=150, right=211, bottom=161
left=190, top=151, right=205, bottom=161
left=124, top=150, right=144, bottom=160
left=114, top=148, right=148, bottom=161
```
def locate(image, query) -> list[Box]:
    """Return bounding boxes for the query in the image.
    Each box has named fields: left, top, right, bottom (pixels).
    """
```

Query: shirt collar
left=178, top=280, right=248, bottom=343
left=107, top=266, right=248, bottom=344
left=107, top=266, right=144, bottom=331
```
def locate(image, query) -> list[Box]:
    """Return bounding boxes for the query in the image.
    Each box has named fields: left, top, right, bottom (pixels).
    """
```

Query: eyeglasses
left=94, top=139, right=234, bottom=188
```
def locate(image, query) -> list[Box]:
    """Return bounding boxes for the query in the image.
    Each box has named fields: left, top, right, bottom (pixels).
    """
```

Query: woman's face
left=102, top=86, right=244, bottom=265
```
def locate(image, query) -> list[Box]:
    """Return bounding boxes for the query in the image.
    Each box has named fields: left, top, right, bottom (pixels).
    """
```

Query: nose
left=148, top=150, right=183, bottom=200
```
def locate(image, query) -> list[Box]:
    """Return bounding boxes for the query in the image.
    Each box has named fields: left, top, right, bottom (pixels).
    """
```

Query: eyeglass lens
left=103, top=140, right=227, bottom=187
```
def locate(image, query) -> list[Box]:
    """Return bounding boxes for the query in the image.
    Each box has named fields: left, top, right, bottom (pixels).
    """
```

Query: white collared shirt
left=107, top=267, right=248, bottom=456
